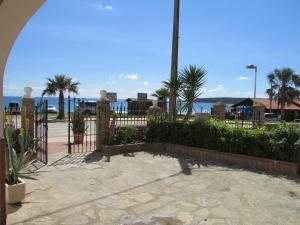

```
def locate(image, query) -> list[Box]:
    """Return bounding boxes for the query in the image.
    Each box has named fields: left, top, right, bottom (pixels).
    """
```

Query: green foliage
left=5, top=128, right=35, bottom=185
left=147, top=119, right=300, bottom=162
left=71, top=111, right=86, bottom=134
left=110, top=125, right=145, bottom=145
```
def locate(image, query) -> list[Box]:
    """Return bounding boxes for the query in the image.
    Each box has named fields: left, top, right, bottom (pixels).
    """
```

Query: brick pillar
left=213, top=101, right=226, bottom=120
left=22, top=87, right=35, bottom=138
left=253, top=103, right=265, bottom=126
left=96, top=91, right=110, bottom=150
left=21, top=98, right=35, bottom=137
left=0, top=138, right=6, bottom=225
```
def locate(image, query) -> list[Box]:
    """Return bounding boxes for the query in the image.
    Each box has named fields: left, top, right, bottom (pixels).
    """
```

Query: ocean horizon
left=3, top=95, right=226, bottom=113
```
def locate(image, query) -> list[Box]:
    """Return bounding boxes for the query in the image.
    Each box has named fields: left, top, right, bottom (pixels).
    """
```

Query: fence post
left=0, top=138, right=6, bottom=225
left=213, top=101, right=226, bottom=120
left=96, top=90, right=110, bottom=150
left=21, top=86, right=35, bottom=138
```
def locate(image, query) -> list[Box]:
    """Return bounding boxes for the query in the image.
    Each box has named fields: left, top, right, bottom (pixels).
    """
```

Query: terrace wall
left=101, top=143, right=299, bottom=175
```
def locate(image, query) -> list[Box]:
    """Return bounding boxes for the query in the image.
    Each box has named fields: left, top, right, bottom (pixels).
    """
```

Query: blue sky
left=4, top=0, right=300, bottom=98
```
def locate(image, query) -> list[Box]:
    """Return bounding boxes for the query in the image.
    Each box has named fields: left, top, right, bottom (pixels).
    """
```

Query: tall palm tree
left=42, top=75, right=80, bottom=119
left=267, top=68, right=300, bottom=119
left=169, top=0, right=180, bottom=121
left=265, top=86, right=276, bottom=113
left=151, top=87, right=169, bottom=112
left=179, top=65, right=206, bottom=122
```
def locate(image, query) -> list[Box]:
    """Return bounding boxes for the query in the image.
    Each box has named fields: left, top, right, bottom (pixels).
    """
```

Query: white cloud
left=112, top=81, right=117, bottom=85
left=143, top=81, right=149, bottom=86
left=94, top=3, right=113, bottom=11
left=208, top=84, right=225, bottom=93
left=235, top=76, right=249, bottom=81
left=123, top=73, right=139, bottom=81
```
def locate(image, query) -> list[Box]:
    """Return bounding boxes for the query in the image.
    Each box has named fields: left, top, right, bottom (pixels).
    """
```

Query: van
left=78, top=101, right=97, bottom=115
left=264, top=113, right=278, bottom=121
left=7, top=102, right=20, bottom=114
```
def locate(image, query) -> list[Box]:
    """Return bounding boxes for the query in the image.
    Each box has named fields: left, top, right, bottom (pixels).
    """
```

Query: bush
left=146, top=119, right=300, bottom=162
left=110, top=125, right=145, bottom=145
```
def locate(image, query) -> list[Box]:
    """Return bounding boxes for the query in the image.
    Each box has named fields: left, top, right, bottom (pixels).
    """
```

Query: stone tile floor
left=8, top=151, right=300, bottom=225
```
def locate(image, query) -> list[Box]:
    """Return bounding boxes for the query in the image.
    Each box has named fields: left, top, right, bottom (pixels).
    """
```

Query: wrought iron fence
left=3, top=105, right=21, bottom=129
left=68, top=97, right=97, bottom=153
left=225, top=106, right=262, bottom=128
left=111, top=105, right=148, bottom=127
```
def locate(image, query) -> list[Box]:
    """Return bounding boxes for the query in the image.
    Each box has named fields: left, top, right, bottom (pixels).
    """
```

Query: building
left=231, top=98, right=300, bottom=121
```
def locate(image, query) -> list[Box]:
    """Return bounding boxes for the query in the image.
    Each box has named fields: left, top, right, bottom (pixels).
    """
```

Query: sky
left=4, top=0, right=300, bottom=99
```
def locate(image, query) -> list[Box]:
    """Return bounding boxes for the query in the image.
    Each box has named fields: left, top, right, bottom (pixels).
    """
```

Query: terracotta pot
left=74, top=133, right=84, bottom=144
left=6, top=178, right=26, bottom=204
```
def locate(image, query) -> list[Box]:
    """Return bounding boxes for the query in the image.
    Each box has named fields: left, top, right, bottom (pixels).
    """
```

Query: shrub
left=110, top=125, right=145, bottom=145
left=146, top=119, right=300, bottom=162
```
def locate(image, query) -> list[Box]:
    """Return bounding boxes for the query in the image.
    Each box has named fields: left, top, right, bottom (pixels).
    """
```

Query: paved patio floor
left=8, top=152, right=300, bottom=225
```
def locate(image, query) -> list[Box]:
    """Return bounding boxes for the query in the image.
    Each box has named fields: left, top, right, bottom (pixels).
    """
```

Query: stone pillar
left=148, top=100, right=162, bottom=117
left=21, top=87, right=35, bottom=138
left=96, top=90, right=110, bottom=150
left=253, top=103, right=265, bottom=126
left=213, top=101, right=226, bottom=120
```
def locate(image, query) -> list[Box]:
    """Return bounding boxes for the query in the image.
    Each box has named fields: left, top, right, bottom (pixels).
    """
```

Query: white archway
left=0, top=1, right=45, bottom=224
left=0, top=0, right=45, bottom=136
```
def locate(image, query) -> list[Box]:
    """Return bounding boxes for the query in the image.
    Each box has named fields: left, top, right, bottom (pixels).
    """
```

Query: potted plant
left=71, top=111, right=86, bottom=144
left=5, top=127, right=35, bottom=204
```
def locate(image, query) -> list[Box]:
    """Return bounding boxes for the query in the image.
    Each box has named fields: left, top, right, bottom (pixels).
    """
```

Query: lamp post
left=246, top=64, right=257, bottom=105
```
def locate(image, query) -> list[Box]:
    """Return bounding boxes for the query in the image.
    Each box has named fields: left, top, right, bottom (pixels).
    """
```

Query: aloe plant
left=5, top=128, right=35, bottom=185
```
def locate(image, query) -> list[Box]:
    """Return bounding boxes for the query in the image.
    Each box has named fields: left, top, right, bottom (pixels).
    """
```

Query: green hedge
left=146, top=119, right=300, bottom=162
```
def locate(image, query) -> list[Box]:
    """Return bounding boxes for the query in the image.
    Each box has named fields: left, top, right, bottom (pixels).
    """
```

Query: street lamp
left=246, top=64, right=258, bottom=104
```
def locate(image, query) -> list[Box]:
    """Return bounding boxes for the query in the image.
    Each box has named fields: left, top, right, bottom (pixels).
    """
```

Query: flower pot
left=6, top=178, right=26, bottom=204
left=74, top=133, right=84, bottom=144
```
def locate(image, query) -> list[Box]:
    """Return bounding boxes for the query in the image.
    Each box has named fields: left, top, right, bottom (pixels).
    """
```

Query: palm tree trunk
left=280, top=102, right=285, bottom=120
left=169, top=0, right=180, bottom=121
left=58, top=90, right=65, bottom=119
left=183, top=102, right=193, bottom=122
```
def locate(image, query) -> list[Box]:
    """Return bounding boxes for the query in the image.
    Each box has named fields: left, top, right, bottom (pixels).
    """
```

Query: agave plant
left=5, top=128, right=35, bottom=185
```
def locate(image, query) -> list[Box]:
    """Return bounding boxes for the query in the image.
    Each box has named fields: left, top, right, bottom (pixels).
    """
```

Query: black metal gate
left=35, top=100, right=48, bottom=164
left=67, top=96, right=97, bottom=153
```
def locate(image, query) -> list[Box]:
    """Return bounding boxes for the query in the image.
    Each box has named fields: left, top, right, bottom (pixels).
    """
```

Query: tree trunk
left=169, top=0, right=180, bottom=121
left=163, top=99, right=167, bottom=113
left=58, top=90, right=65, bottom=119
left=280, top=102, right=285, bottom=121
left=183, top=102, right=193, bottom=122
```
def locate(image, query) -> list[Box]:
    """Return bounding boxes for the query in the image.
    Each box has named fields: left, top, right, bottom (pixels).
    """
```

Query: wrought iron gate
left=35, top=100, right=48, bottom=164
left=68, top=96, right=97, bottom=153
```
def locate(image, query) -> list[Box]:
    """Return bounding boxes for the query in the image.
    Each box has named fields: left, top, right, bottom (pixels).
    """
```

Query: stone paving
left=8, top=152, right=300, bottom=225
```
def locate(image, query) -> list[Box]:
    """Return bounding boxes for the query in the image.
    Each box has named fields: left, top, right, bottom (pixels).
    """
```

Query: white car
left=47, top=105, right=57, bottom=113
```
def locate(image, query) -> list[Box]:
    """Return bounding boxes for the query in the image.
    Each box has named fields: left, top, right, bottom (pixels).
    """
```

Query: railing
left=68, top=97, right=97, bottom=153
left=111, top=106, right=148, bottom=127
left=3, top=105, right=21, bottom=129
left=224, top=106, right=262, bottom=129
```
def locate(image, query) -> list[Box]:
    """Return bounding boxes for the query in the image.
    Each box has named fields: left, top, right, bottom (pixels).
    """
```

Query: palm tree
left=169, top=0, right=180, bottom=121
left=179, top=65, right=206, bottom=122
left=151, top=88, right=169, bottom=112
left=265, top=86, right=276, bottom=113
left=267, top=68, right=300, bottom=119
left=42, top=75, right=80, bottom=119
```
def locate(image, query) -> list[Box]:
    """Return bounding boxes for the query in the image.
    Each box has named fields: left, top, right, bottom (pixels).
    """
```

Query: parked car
left=7, top=102, right=20, bottom=115
left=78, top=101, right=97, bottom=115
left=47, top=105, right=57, bottom=113
left=264, top=113, right=279, bottom=121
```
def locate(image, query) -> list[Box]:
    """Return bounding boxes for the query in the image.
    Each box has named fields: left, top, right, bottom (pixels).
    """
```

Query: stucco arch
left=0, top=1, right=45, bottom=224
left=0, top=0, right=45, bottom=136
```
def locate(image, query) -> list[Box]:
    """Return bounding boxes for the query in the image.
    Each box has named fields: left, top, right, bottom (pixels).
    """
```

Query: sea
left=3, top=96, right=217, bottom=113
